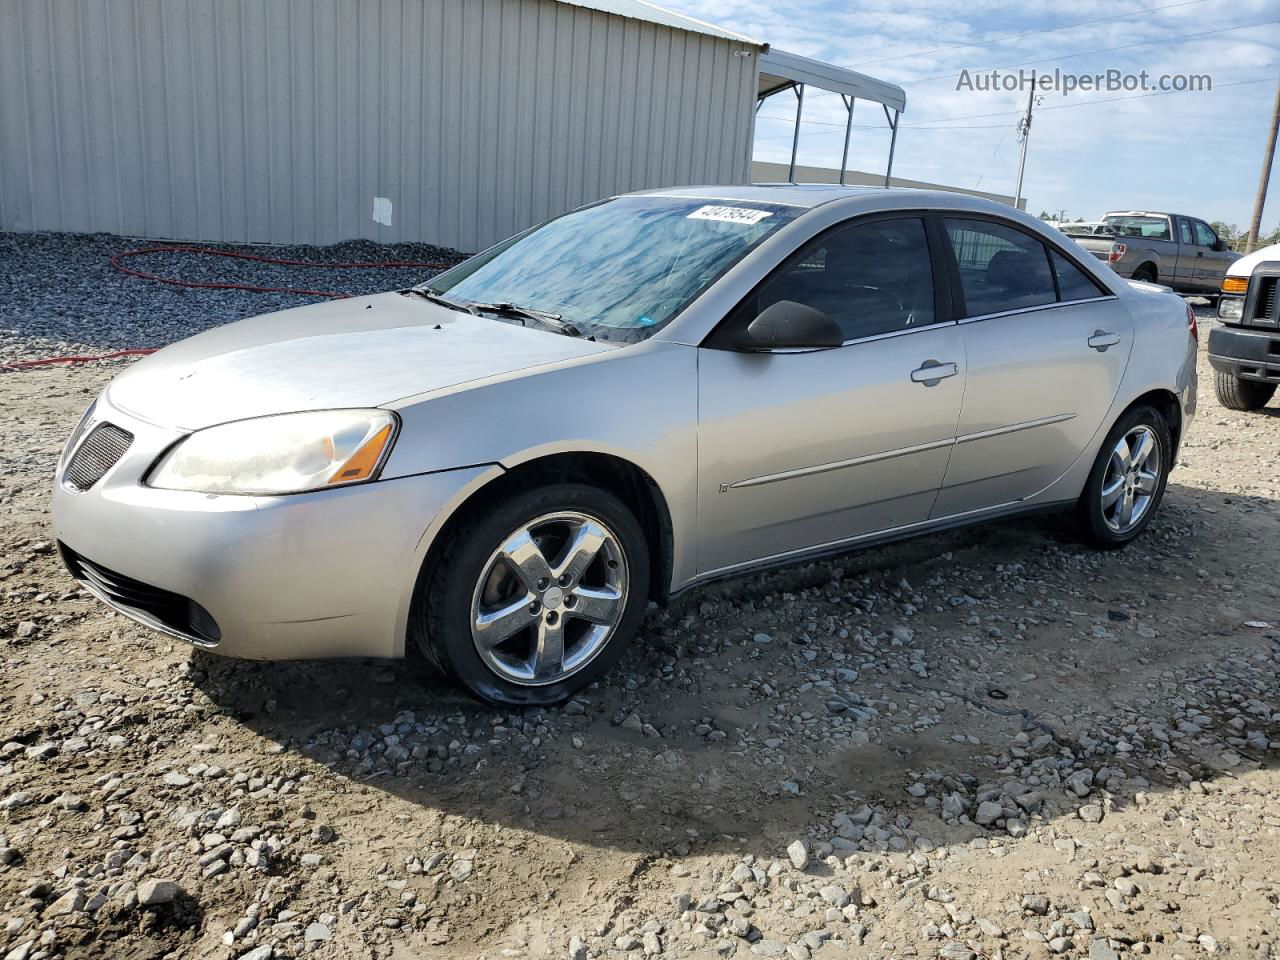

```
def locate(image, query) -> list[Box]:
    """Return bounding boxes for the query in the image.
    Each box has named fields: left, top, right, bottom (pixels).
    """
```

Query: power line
left=900, top=19, right=1280, bottom=85
left=845, top=0, right=1211, bottom=68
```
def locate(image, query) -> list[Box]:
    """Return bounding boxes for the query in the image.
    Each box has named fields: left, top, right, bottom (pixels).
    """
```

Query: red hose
left=1, top=349, right=158, bottom=372
left=3, top=245, right=454, bottom=372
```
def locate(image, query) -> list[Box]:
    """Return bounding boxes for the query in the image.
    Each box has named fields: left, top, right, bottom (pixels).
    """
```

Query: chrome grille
left=63, top=423, right=133, bottom=491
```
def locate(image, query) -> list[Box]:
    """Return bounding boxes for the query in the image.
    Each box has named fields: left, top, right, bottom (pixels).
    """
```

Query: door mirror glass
left=741, top=300, right=844, bottom=350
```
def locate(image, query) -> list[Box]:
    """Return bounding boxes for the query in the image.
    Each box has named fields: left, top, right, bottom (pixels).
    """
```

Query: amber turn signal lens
left=1221, top=276, right=1247, bottom=294
left=328, top=424, right=394, bottom=483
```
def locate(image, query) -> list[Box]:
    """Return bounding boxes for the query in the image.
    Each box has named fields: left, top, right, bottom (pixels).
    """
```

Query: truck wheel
left=1214, top=371, right=1276, bottom=411
left=1132, top=264, right=1157, bottom=284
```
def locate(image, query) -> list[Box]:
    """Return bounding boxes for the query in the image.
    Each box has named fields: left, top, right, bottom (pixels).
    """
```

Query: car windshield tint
left=426, top=197, right=800, bottom=342
left=1103, top=216, right=1171, bottom=241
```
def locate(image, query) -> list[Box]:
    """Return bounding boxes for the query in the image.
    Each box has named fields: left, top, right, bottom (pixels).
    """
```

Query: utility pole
left=1246, top=74, right=1280, bottom=253
left=1014, top=73, right=1038, bottom=211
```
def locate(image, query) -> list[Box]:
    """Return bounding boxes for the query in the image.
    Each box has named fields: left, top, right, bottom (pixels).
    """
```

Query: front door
left=696, top=215, right=965, bottom=576
left=933, top=217, right=1134, bottom=516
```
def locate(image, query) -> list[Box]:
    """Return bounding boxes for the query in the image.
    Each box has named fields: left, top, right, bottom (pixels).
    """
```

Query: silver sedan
left=53, top=185, right=1198, bottom=705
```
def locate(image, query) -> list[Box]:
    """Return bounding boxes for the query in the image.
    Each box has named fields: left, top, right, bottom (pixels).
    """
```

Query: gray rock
left=787, top=839, right=809, bottom=870
left=238, top=947, right=273, bottom=960
left=1078, top=803, right=1104, bottom=823
left=751, top=942, right=787, bottom=958
left=568, top=935, right=588, bottom=960
left=137, top=878, right=182, bottom=906
left=975, top=800, right=1003, bottom=826
left=304, top=922, right=332, bottom=943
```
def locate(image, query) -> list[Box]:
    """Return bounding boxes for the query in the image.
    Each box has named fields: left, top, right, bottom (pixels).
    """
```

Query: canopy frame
left=756, top=48, right=906, bottom=187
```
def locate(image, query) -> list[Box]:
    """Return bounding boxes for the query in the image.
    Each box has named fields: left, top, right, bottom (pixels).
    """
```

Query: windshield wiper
left=407, top=287, right=475, bottom=314
left=466, top=301, right=584, bottom=338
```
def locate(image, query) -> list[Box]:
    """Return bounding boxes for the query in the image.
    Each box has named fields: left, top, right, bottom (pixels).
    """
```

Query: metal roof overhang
left=756, top=49, right=907, bottom=187
left=758, top=49, right=906, bottom=114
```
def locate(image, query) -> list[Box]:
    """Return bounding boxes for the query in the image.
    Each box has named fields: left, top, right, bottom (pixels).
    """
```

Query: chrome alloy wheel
left=470, top=511, right=629, bottom=686
left=1100, top=424, right=1162, bottom=534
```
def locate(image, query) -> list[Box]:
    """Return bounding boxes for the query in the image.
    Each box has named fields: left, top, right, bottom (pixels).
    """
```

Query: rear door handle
left=1087, top=330, right=1121, bottom=351
left=910, top=360, right=959, bottom=386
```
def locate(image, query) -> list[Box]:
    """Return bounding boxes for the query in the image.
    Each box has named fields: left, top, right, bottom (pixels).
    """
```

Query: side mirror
left=1212, top=238, right=1227, bottom=252
left=740, top=300, right=844, bottom=351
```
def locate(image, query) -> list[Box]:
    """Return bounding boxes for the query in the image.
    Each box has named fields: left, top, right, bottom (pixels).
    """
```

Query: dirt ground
left=0, top=313, right=1277, bottom=960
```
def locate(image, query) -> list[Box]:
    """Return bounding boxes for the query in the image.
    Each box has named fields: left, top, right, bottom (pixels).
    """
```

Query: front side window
left=426, top=197, right=801, bottom=342
left=1103, top=215, right=1172, bottom=241
left=1193, top=220, right=1218, bottom=247
left=944, top=218, right=1056, bottom=316
left=739, top=217, right=936, bottom=342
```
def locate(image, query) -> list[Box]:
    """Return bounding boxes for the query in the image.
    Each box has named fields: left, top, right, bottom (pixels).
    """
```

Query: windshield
left=424, top=196, right=801, bottom=342
left=1103, top=215, right=1171, bottom=241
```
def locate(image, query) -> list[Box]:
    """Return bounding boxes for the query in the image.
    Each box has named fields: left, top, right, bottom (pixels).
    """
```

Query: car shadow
left=190, top=479, right=1280, bottom=861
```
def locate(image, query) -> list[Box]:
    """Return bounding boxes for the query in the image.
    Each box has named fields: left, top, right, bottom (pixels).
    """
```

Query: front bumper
left=1208, top=324, right=1280, bottom=384
left=51, top=396, right=496, bottom=660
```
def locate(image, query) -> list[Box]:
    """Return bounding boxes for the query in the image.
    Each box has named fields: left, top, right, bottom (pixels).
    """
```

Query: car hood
left=1226, top=242, right=1280, bottom=278
left=106, top=292, right=616, bottom=429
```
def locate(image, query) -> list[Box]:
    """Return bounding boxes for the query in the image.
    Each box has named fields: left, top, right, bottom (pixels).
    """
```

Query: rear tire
left=1214, top=371, right=1276, bottom=411
left=411, top=482, right=650, bottom=706
left=1131, top=264, right=1158, bottom=284
left=1074, top=405, right=1171, bottom=549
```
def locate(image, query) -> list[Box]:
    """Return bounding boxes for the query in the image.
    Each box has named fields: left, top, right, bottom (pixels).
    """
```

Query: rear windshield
left=1103, top=215, right=1171, bottom=241
left=424, top=196, right=802, bottom=342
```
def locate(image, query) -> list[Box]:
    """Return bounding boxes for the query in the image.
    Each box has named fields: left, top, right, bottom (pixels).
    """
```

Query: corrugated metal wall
left=0, top=0, right=759, bottom=251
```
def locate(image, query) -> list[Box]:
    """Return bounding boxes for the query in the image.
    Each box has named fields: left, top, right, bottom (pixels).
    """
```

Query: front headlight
left=148, top=409, right=398, bottom=495
left=1217, top=296, right=1244, bottom=321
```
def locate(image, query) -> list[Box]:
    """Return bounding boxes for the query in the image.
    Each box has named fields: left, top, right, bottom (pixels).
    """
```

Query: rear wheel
left=1131, top=264, right=1158, bottom=284
left=412, top=483, right=650, bottom=706
left=1214, top=370, right=1276, bottom=411
left=1075, top=405, right=1170, bottom=548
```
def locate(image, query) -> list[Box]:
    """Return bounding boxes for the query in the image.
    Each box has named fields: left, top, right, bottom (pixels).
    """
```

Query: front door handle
left=1087, top=330, right=1121, bottom=351
left=910, top=359, right=959, bottom=386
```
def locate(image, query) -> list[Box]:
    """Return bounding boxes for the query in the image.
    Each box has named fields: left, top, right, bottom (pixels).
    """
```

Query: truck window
left=1178, top=219, right=1194, bottom=245
left=1193, top=221, right=1218, bottom=247
left=1103, top=216, right=1171, bottom=242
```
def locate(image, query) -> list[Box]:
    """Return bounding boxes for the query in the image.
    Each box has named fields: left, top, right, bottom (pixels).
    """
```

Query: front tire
left=412, top=482, right=650, bottom=706
left=1075, top=405, right=1171, bottom=548
left=1214, top=370, right=1276, bottom=411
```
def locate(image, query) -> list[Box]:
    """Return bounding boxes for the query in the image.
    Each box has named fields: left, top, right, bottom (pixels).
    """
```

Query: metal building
left=0, top=0, right=905, bottom=251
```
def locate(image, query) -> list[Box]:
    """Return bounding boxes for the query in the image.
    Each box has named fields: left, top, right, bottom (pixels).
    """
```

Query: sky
left=658, top=0, right=1280, bottom=230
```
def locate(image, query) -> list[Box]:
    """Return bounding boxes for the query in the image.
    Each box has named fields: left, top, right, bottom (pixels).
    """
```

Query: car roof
left=629, top=183, right=1025, bottom=217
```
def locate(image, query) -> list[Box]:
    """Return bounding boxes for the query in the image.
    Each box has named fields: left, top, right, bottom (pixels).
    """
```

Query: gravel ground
left=0, top=244, right=1278, bottom=960
left=0, top=232, right=464, bottom=365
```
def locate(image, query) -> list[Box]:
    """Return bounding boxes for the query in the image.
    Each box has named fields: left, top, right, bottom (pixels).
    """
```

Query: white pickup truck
left=1209, top=243, right=1280, bottom=410
left=1060, top=212, right=1240, bottom=293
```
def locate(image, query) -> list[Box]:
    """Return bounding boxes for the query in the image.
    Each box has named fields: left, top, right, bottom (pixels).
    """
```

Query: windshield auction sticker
left=687, top=205, right=773, bottom=225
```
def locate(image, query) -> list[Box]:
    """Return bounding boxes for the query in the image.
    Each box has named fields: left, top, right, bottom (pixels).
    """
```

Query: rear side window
left=944, top=218, right=1056, bottom=316
left=748, top=217, right=936, bottom=341
left=1051, top=250, right=1107, bottom=301
left=1178, top=219, right=1194, bottom=245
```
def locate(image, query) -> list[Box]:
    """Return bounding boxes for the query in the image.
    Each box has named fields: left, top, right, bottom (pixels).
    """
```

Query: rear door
left=933, top=217, right=1134, bottom=517
left=696, top=215, right=965, bottom=576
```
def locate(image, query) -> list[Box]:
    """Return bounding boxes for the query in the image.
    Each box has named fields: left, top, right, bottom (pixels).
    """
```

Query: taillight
left=1186, top=301, right=1199, bottom=343
left=1108, top=242, right=1127, bottom=263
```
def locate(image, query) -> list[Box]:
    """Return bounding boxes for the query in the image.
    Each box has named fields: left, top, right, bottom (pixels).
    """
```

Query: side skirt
left=665, top=498, right=1076, bottom=603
